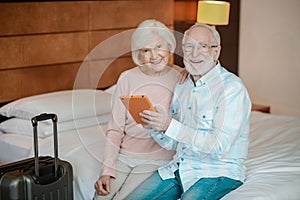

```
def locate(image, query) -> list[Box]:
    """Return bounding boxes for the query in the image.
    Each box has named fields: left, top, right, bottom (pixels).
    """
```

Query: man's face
left=138, top=34, right=170, bottom=72
left=182, top=26, right=221, bottom=76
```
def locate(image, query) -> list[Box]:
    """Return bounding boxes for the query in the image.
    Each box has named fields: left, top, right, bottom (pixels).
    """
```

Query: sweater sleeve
left=100, top=74, right=128, bottom=178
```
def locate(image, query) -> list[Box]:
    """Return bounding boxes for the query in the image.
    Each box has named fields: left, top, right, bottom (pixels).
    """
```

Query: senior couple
left=94, top=19, right=251, bottom=200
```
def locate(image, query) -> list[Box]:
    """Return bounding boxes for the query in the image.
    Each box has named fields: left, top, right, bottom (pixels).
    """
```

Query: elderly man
left=125, top=23, right=252, bottom=200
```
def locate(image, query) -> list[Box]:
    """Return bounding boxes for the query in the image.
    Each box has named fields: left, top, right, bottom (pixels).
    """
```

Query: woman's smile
left=151, top=58, right=162, bottom=65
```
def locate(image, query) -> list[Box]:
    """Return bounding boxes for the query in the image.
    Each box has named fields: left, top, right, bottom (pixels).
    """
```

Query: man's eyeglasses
left=182, top=43, right=218, bottom=53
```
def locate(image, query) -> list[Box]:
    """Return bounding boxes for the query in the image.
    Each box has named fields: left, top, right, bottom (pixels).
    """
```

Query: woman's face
left=138, top=34, right=170, bottom=72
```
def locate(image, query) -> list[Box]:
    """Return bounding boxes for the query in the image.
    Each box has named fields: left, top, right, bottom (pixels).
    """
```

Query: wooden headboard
left=0, top=0, right=174, bottom=103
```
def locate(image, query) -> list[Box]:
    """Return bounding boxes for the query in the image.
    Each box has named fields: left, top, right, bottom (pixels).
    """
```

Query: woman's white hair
left=131, top=19, right=176, bottom=66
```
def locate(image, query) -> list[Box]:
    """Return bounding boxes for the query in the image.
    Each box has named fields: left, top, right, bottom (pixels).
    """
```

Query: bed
left=1, top=88, right=300, bottom=200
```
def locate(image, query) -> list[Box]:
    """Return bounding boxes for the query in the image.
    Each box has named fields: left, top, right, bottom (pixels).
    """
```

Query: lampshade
left=197, top=1, right=230, bottom=25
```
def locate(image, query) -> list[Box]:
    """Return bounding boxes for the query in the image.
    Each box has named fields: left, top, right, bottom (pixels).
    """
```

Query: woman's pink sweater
left=101, top=67, right=180, bottom=178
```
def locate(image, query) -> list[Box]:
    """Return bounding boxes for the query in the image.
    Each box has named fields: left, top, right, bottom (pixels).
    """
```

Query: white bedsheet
left=0, top=133, right=35, bottom=163
left=32, top=124, right=108, bottom=200
left=0, top=123, right=107, bottom=200
left=223, top=111, right=300, bottom=200
left=1, top=112, right=300, bottom=200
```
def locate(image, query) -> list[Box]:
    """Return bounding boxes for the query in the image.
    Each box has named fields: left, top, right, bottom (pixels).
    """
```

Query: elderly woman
left=94, top=19, right=181, bottom=200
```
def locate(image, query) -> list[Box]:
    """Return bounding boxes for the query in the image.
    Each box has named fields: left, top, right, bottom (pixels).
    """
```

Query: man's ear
left=168, top=43, right=172, bottom=52
left=214, top=45, right=221, bottom=61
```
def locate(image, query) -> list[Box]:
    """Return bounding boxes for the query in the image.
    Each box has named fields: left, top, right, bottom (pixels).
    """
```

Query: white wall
left=239, top=0, right=300, bottom=116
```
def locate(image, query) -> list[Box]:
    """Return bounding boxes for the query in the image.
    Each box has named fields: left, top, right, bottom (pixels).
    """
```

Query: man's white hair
left=183, top=23, right=221, bottom=46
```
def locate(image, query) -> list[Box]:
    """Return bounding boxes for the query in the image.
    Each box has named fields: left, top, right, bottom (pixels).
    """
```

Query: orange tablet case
left=119, top=95, right=156, bottom=124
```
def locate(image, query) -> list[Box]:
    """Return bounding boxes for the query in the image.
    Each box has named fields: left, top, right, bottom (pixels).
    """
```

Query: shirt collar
left=201, top=62, right=222, bottom=83
left=188, top=62, right=222, bottom=87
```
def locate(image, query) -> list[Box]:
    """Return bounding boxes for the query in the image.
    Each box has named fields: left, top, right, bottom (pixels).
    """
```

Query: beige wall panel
left=90, top=0, right=173, bottom=30
left=174, top=1, right=197, bottom=21
left=0, top=69, right=21, bottom=102
left=23, top=33, right=89, bottom=67
left=0, top=0, right=174, bottom=103
left=0, top=37, right=22, bottom=69
left=0, top=62, right=84, bottom=102
left=88, top=57, right=135, bottom=89
left=0, top=4, right=21, bottom=35
left=90, top=29, right=128, bottom=51
left=0, top=2, right=89, bottom=36
left=1, top=33, right=89, bottom=69
left=89, top=29, right=133, bottom=60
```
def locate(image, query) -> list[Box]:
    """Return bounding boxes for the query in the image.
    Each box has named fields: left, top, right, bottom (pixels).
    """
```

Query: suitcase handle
left=31, top=113, right=57, bottom=125
left=31, top=113, right=59, bottom=178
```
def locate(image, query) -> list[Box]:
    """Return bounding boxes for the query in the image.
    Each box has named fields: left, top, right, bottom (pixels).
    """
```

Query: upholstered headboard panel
left=0, top=0, right=174, bottom=103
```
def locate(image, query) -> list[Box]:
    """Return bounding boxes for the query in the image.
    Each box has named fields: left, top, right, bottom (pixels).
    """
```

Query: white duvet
left=223, top=112, right=300, bottom=200
left=1, top=111, right=300, bottom=200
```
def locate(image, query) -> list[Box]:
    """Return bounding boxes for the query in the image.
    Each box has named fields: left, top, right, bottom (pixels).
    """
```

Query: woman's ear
left=137, top=50, right=145, bottom=65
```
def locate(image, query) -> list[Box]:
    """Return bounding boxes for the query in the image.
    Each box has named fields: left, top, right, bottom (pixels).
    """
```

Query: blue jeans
left=125, top=170, right=242, bottom=200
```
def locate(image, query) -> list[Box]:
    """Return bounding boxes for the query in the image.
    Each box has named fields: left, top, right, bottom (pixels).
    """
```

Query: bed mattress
left=1, top=112, right=300, bottom=200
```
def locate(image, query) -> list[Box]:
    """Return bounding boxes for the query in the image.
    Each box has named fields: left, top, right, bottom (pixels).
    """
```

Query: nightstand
left=251, top=104, right=271, bottom=113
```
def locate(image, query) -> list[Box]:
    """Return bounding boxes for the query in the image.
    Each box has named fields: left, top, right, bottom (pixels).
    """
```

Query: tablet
left=119, top=95, right=156, bottom=124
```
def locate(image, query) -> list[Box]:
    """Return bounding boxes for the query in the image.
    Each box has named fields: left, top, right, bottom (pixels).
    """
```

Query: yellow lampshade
left=197, top=1, right=230, bottom=25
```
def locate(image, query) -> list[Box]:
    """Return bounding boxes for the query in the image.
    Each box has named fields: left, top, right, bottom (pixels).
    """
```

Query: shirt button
left=188, top=106, right=192, bottom=110
left=180, top=158, right=184, bottom=161
left=202, top=115, right=206, bottom=119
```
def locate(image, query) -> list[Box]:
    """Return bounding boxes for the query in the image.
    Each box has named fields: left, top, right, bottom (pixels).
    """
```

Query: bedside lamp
left=197, top=0, right=230, bottom=28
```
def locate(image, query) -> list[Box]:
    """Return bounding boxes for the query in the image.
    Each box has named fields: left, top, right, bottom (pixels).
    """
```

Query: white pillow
left=0, top=114, right=110, bottom=138
left=0, top=89, right=112, bottom=123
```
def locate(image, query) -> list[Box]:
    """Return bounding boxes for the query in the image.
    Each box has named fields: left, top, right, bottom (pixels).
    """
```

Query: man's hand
left=178, top=68, right=189, bottom=84
left=94, top=175, right=111, bottom=195
left=140, top=106, right=171, bottom=132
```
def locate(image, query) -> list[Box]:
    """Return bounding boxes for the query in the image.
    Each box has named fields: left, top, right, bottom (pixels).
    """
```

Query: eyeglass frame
left=182, top=43, right=219, bottom=53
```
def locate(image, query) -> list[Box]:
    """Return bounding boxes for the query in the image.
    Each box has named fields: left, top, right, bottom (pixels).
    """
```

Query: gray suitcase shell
left=0, top=113, right=73, bottom=200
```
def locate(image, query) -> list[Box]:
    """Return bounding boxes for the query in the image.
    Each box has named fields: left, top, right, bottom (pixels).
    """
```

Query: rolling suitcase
left=0, top=113, right=73, bottom=200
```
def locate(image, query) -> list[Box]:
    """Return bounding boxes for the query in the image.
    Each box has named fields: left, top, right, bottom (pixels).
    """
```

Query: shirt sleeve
left=165, top=84, right=251, bottom=159
left=147, top=129, right=178, bottom=151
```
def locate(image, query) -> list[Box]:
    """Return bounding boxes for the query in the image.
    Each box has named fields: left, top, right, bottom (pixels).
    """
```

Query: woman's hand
left=94, top=175, right=111, bottom=195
